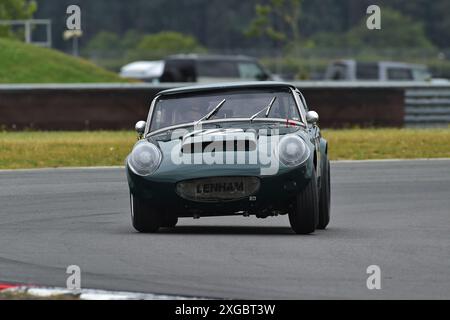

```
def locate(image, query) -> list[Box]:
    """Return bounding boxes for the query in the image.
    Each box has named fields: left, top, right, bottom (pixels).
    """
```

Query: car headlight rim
left=278, top=134, right=310, bottom=167
left=128, top=141, right=162, bottom=176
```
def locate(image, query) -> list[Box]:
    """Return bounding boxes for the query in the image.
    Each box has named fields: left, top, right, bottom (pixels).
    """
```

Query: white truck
left=324, top=60, right=447, bottom=82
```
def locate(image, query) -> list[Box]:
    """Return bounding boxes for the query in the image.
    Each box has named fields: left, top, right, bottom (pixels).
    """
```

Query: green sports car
left=126, top=82, right=331, bottom=234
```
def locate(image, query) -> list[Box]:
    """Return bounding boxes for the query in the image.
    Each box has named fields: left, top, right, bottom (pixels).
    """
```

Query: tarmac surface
left=0, top=159, right=449, bottom=299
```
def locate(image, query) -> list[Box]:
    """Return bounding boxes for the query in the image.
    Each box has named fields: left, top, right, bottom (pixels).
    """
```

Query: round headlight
left=128, top=141, right=162, bottom=176
left=278, top=135, right=310, bottom=167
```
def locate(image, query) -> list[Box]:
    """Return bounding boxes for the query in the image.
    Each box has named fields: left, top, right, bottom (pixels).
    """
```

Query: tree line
left=25, top=0, right=450, bottom=51
left=3, top=0, right=450, bottom=78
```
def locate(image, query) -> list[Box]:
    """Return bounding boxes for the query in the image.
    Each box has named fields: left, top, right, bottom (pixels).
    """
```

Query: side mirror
left=135, top=121, right=146, bottom=139
left=306, top=111, right=319, bottom=125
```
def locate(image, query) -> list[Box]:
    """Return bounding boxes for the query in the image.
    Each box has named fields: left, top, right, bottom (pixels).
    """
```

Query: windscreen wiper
left=194, top=99, right=226, bottom=126
left=249, top=96, right=277, bottom=122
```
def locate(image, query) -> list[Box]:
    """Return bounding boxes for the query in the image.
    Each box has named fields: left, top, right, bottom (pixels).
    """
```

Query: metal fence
left=0, top=19, right=52, bottom=47
left=405, top=88, right=450, bottom=127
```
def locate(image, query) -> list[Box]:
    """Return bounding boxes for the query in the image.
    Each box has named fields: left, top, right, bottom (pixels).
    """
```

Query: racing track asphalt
left=0, top=159, right=449, bottom=299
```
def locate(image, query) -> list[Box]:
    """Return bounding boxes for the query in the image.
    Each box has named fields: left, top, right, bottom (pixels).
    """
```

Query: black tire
left=318, top=157, right=331, bottom=230
left=161, top=215, right=178, bottom=228
left=130, top=194, right=160, bottom=233
left=288, top=170, right=319, bottom=234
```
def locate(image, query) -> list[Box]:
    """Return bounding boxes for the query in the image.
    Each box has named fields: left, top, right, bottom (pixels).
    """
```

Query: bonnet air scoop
left=181, top=129, right=257, bottom=153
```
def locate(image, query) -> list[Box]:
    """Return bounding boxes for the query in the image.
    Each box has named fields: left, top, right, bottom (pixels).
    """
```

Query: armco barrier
left=405, top=88, right=450, bottom=126
left=0, top=82, right=449, bottom=130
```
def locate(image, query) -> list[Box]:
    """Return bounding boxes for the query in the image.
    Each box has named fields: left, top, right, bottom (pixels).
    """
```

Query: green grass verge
left=0, top=129, right=449, bottom=169
left=0, top=38, right=131, bottom=83
left=0, top=131, right=134, bottom=169
left=324, top=128, right=450, bottom=160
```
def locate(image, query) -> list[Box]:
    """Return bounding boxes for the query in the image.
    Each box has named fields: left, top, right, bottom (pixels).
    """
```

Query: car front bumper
left=126, top=159, right=315, bottom=217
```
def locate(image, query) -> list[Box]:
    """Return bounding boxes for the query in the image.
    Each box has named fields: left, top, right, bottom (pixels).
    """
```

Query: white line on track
left=1, top=286, right=200, bottom=300
left=0, top=166, right=124, bottom=173
left=330, top=158, right=450, bottom=163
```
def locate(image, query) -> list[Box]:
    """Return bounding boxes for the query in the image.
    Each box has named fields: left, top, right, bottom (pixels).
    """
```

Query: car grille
left=176, top=176, right=260, bottom=202
left=181, top=140, right=256, bottom=153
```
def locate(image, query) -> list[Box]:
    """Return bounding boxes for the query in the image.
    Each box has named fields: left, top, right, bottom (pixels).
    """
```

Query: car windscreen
left=150, top=88, right=300, bottom=131
left=237, top=62, right=267, bottom=80
left=197, top=60, right=239, bottom=78
left=356, top=62, right=379, bottom=80
left=411, top=68, right=431, bottom=81
left=387, top=67, right=413, bottom=80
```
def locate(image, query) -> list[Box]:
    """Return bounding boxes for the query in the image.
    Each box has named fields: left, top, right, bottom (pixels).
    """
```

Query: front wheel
left=317, top=157, right=331, bottom=229
left=161, top=215, right=178, bottom=228
left=130, top=194, right=161, bottom=233
left=288, top=170, right=319, bottom=234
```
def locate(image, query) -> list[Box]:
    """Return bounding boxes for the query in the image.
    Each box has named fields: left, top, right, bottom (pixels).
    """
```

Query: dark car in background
left=120, top=54, right=273, bottom=83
